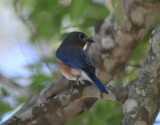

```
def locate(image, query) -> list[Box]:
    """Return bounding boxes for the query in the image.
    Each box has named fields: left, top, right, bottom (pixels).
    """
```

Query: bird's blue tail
left=88, top=74, right=108, bottom=94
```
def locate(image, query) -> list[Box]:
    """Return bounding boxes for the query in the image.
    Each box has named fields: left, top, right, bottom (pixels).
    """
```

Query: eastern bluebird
left=56, top=31, right=108, bottom=94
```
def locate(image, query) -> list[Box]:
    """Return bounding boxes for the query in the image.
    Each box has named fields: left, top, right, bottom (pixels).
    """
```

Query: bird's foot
left=75, top=80, right=92, bottom=91
left=100, top=93, right=103, bottom=98
left=75, top=75, right=80, bottom=85
left=65, top=81, right=75, bottom=94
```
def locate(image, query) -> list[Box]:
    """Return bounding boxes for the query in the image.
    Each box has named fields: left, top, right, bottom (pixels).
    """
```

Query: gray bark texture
left=4, top=0, right=160, bottom=125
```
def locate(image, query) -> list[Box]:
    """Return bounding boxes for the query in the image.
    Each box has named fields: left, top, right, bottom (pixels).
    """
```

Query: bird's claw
left=65, top=81, right=74, bottom=94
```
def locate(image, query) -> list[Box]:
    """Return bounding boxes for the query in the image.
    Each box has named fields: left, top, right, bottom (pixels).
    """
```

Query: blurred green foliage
left=26, top=61, right=59, bottom=93
left=0, top=101, right=12, bottom=114
left=19, top=0, right=109, bottom=40
left=66, top=100, right=122, bottom=125
left=115, top=31, right=150, bottom=84
left=0, top=88, right=11, bottom=114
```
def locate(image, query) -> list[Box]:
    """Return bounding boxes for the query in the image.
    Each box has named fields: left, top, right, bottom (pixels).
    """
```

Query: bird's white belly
left=78, top=71, right=92, bottom=82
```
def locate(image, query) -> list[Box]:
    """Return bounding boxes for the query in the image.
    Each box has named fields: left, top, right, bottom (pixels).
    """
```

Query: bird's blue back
left=56, top=46, right=95, bottom=73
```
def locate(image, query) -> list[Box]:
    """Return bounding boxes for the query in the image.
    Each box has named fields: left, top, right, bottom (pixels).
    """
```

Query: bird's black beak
left=87, top=38, right=95, bottom=43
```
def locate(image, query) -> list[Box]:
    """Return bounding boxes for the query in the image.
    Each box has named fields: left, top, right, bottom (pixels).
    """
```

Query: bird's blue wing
left=56, top=46, right=95, bottom=74
left=56, top=45, right=108, bottom=94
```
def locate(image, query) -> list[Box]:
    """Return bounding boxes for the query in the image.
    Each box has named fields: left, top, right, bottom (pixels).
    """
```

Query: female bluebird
left=56, top=31, right=108, bottom=94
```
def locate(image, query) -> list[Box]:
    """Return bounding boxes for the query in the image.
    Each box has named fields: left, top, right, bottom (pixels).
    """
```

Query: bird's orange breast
left=57, top=59, right=80, bottom=81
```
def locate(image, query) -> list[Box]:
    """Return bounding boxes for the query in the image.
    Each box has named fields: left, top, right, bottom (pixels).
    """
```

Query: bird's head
left=61, top=31, right=94, bottom=48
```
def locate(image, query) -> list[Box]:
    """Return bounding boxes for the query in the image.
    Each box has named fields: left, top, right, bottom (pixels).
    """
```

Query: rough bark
left=4, top=0, right=160, bottom=125
left=121, top=23, right=160, bottom=125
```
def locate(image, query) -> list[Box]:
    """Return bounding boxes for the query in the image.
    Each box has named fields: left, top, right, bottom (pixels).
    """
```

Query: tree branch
left=4, top=80, right=126, bottom=125
left=121, top=23, right=160, bottom=125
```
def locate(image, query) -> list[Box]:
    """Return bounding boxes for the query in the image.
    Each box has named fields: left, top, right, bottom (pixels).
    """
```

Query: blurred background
left=0, top=0, right=159, bottom=125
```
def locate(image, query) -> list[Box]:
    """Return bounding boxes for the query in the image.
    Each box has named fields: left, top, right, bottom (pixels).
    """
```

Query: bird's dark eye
left=79, top=34, right=85, bottom=39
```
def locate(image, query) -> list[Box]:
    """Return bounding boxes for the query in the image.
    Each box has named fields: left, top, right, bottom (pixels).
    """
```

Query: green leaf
left=129, top=35, right=149, bottom=63
left=0, top=88, right=9, bottom=96
left=69, top=0, right=89, bottom=22
left=0, top=101, right=12, bottom=114
left=30, top=73, right=53, bottom=93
